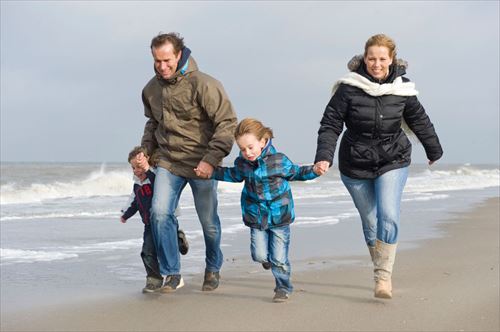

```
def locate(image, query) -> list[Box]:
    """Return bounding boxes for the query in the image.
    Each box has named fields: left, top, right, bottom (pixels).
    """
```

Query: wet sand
left=1, top=197, right=498, bottom=331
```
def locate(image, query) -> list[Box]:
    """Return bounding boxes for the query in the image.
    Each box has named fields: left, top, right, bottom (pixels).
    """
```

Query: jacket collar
left=154, top=47, right=197, bottom=85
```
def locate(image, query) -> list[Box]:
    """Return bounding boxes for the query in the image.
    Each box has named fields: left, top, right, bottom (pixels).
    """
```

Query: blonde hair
left=234, top=118, right=274, bottom=141
left=364, top=34, right=397, bottom=61
left=128, top=146, right=149, bottom=163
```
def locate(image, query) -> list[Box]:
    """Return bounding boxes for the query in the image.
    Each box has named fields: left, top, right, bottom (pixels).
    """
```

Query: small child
left=196, top=118, right=322, bottom=302
left=121, top=146, right=189, bottom=293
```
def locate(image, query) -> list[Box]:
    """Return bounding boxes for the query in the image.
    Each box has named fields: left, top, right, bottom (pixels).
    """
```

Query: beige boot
left=373, top=239, right=397, bottom=299
left=368, top=245, right=376, bottom=264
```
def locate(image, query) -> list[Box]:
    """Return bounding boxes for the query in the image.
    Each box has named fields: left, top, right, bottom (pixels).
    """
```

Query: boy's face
left=130, top=157, right=148, bottom=181
left=236, top=133, right=267, bottom=161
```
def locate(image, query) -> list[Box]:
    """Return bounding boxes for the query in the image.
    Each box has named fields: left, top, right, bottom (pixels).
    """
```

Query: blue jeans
left=341, top=167, right=408, bottom=246
left=141, top=224, right=162, bottom=280
left=250, top=225, right=293, bottom=293
left=150, top=167, right=223, bottom=276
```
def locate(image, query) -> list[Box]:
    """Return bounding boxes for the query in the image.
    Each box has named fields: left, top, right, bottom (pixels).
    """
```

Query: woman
left=314, top=34, right=443, bottom=299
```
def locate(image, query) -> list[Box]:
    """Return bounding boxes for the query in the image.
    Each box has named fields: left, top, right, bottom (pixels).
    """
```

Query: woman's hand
left=313, top=161, right=330, bottom=176
left=428, top=160, right=435, bottom=166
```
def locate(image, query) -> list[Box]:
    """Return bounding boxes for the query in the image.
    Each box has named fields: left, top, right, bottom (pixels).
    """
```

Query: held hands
left=313, top=161, right=330, bottom=176
left=135, top=152, right=150, bottom=171
left=194, top=161, right=214, bottom=179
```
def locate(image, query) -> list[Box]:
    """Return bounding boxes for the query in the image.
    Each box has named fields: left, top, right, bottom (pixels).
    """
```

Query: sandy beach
left=1, top=197, right=498, bottom=332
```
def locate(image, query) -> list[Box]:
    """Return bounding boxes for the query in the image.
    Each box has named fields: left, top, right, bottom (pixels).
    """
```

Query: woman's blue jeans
left=250, top=225, right=293, bottom=293
left=151, top=167, right=223, bottom=276
left=341, top=167, right=408, bottom=246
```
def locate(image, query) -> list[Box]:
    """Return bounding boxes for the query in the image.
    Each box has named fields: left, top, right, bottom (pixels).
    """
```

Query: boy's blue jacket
left=213, top=142, right=318, bottom=230
left=121, top=169, right=155, bottom=224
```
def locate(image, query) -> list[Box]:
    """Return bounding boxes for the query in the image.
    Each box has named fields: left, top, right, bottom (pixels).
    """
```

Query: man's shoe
left=273, top=289, right=289, bottom=303
left=262, top=261, right=272, bottom=270
left=202, top=270, right=220, bottom=291
left=160, top=274, right=184, bottom=293
left=177, top=229, right=189, bottom=255
left=142, top=277, right=163, bottom=293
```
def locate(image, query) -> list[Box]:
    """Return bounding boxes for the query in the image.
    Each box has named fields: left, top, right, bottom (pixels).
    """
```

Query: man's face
left=152, top=43, right=182, bottom=80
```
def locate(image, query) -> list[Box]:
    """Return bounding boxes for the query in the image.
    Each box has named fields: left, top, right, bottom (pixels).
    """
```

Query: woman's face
left=364, top=46, right=393, bottom=80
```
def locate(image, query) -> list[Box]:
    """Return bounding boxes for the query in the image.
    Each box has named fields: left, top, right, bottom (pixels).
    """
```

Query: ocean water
left=0, top=162, right=499, bottom=311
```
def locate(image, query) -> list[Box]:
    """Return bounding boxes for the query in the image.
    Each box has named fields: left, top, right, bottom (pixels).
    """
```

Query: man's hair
left=150, top=32, right=185, bottom=55
left=128, top=146, right=149, bottom=163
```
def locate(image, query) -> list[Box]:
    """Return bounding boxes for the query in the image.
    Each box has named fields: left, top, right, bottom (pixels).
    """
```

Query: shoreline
left=1, top=197, right=498, bottom=331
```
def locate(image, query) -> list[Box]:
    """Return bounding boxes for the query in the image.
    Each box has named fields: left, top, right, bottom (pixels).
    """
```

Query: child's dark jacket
left=121, top=169, right=155, bottom=224
left=213, top=143, right=318, bottom=230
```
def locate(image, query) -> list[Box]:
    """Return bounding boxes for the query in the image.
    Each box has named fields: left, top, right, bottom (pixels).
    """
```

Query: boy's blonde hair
left=234, top=118, right=274, bottom=141
left=128, top=146, right=149, bottom=163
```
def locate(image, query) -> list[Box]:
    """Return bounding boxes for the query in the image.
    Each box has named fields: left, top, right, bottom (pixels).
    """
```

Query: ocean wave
left=0, top=248, right=79, bottom=264
left=1, top=165, right=132, bottom=205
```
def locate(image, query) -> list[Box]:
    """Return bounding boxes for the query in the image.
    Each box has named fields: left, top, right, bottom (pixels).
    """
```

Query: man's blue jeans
left=341, top=167, right=408, bottom=246
left=150, top=167, right=223, bottom=276
left=250, top=225, right=293, bottom=293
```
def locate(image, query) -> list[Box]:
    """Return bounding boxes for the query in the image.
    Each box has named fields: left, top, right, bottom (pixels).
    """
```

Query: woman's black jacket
left=314, top=57, right=443, bottom=179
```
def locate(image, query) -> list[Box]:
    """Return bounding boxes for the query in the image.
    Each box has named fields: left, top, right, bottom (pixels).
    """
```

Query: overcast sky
left=1, top=1, right=499, bottom=164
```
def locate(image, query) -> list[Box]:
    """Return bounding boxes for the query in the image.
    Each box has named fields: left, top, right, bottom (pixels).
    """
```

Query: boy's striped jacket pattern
left=213, top=143, right=318, bottom=230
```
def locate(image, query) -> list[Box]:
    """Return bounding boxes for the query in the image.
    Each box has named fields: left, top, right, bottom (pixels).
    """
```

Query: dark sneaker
left=177, top=229, right=189, bottom=255
left=273, top=289, right=289, bottom=303
left=202, top=270, right=220, bottom=291
left=160, top=274, right=184, bottom=293
left=262, top=261, right=272, bottom=270
left=142, top=277, right=163, bottom=293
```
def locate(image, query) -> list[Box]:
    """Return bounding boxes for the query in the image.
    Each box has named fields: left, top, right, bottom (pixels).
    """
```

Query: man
left=139, top=32, right=237, bottom=292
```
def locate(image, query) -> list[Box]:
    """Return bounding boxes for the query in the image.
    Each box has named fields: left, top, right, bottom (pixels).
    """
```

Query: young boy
left=196, top=118, right=322, bottom=302
left=121, top=146, right=189, bottom=293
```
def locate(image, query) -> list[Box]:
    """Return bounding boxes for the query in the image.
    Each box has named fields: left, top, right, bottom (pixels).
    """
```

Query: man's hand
left=120, top=217, right=127, bottom=223
left=135, top=152, right=150, bottom=171
left=194, top=161, right=214, bottom=179
left=314, top=161, right=330, bottom=176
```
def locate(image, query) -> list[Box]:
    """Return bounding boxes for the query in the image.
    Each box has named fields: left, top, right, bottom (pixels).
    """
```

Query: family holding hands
left=120, top=32, right=443, bottom=303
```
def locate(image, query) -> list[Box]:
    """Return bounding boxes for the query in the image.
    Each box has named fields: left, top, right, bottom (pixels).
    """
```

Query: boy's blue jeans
left=250, top=225, right=293, bottom=293
left=150, top=167, right=223, bottom=276
left=341, top=167, right=409, bottom=246
left=141, top=224, right=162, bottom=280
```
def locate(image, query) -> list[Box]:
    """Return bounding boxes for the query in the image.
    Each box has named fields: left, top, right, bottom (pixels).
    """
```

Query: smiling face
left=236, top=133, right=267, bottom=161
left=364, top=45, right=393, bottom=80
left=152, top=42, right=182, bottom=80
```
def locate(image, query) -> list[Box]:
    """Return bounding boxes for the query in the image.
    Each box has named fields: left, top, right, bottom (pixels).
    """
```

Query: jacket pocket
left=350, top=142, right=377, bottom=166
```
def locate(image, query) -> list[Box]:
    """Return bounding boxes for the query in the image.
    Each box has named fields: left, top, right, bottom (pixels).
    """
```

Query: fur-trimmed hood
left=347, top=54, right=408, bottom=72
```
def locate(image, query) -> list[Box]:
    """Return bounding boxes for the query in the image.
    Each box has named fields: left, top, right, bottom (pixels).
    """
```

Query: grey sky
left=1, top=1, right=499, bottom=164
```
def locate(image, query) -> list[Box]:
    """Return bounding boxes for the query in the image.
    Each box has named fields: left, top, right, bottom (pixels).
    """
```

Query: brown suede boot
left=373, top=239, right=397, bottom=299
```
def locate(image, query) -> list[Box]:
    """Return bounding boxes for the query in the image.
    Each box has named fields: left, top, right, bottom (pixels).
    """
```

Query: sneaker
left=262, top=261, right=272, bottom=270
left=160, top=274, right=184, bottom=293
left=273, top=289, right=289, bottom=303
left=142, top=277, right=163, bottom=293
left=202, top=270, right=220, bottom=291
left=177, top=229, right=189, bottom=255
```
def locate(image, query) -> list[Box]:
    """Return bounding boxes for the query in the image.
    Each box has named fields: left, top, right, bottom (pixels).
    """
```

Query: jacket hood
left=154, top=47, right=198, bottom=84
left=347, top=54, right=408, bottom=83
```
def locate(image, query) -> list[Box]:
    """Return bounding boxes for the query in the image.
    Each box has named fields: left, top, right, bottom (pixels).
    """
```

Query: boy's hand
left=313, top=161, right=330, bottom=176
left=120, top=217, right=127, bottom=223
